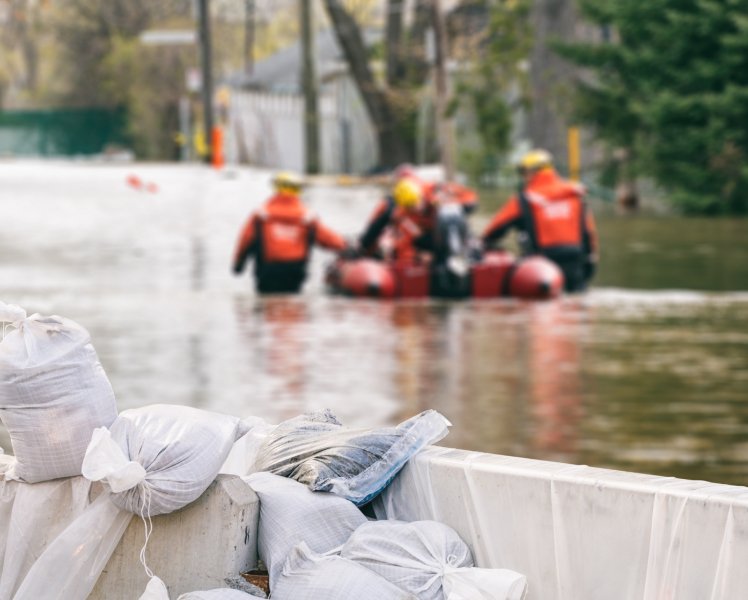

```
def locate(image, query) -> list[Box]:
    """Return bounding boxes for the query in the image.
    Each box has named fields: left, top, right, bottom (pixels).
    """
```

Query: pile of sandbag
left=13, top=403, right=249, bottom=600
left=1, top=302, right=249, bottom=600
left=243, top=410, right=526, bottom=599
left=245, top=472, right=527, bottom=600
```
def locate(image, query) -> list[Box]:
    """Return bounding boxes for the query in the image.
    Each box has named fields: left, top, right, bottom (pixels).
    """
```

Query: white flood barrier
left=373, top=447, right=748, bottom=600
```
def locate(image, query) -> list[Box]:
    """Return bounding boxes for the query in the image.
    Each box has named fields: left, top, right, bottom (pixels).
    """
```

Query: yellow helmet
left=272, top=171, right=304, bottom=192
left=392, top=178, right=422, bottom=209
left=517, top=149, right=553, bottom=173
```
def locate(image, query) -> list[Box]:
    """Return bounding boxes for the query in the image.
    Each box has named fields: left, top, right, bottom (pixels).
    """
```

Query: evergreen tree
left=558, top=0, right=748, bottom=214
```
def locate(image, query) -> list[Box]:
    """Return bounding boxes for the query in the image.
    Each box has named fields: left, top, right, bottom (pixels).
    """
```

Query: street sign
left=140, top=29, right=197, bottom=45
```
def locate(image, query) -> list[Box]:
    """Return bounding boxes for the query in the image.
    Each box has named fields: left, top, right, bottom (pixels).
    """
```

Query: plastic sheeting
left=373, top=447, right=748, bottom=600
left=254, top=409, right=450, bottom=505
left=0, top=459, right=96, bottom=598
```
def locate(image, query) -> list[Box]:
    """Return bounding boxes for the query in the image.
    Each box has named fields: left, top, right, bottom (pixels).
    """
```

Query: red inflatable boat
left=325, top=250, right=564, bottom=300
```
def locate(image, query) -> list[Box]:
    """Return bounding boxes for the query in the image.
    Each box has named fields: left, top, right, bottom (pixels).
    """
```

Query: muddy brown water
left=1, top=162, right=747, bottom=485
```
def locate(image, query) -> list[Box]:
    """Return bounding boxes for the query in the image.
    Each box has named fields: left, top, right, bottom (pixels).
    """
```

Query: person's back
left=482, top=150, right=598, bottom=292
left=233, top=172, right=346, bottom=293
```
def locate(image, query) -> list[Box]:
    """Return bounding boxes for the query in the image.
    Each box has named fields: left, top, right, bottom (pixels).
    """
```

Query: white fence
left=228, top=77, right=379, bottom=175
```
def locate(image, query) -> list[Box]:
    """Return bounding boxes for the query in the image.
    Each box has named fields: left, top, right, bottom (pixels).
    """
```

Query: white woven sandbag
left=272, top=542, right=417, bottom=600
left=83, top=404, right=248, bottom=516
left=443, top=567, right=528, bottom=600
left=340, top=519, right=473, bottom=600
left=177, top=589, right=264, bottom=599
left=244, top=472, right=367, bottom=590
left=0, top=305, right=117, bottom=483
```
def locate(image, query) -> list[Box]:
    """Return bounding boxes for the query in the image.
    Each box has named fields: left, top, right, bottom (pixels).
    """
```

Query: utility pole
left=300, top=0, right=320, bottom=174
left=432, top=0, right=455, bottom=180
left=244, top=0, right=255, bottom=76
left=197, top=0, right=214, bottom=164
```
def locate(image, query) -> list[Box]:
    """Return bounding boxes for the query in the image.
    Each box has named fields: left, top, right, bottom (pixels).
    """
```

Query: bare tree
left=322, top=0, right=410, bottom=167
left=385, top=0, right=404, bottom=86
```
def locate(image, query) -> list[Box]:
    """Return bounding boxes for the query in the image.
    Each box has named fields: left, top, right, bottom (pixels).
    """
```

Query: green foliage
left=557, top=0, right=748, bottom=215
left=103, top=37, right=192, bottom=159
left=452, top=0, right=532, bottom=181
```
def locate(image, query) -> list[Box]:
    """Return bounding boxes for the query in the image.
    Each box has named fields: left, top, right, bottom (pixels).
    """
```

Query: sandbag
left=272, top=542, right=417, bottom=600
left=244, top=471, right=367, bottom=590
left=443, top=567, right=528, bottom=600
left=177, top=589, right=264, bottom=599
left=83, top=404, right=248, bottom=516
left=340, top=519, right=473, bottom=600
left=0, top=302, right=118, bottom=483
left=254, top=409, right=451, bottom=505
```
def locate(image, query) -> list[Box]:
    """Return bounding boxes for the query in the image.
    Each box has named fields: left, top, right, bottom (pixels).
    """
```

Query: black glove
left=468, top=238, right=485, bottom=261
left=339, top=244, right=361, bottom=260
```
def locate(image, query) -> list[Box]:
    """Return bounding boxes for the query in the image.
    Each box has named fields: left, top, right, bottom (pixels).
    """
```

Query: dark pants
left=255, top=262, right=307, bottom=294
left=541, top=247, right=591, bottom=293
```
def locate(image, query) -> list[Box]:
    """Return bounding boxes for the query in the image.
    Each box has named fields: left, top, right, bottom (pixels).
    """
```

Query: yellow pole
left=568, top=126, right=581, bottom=181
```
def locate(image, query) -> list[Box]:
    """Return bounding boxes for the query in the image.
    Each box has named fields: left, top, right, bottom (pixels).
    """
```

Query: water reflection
left=234, top=297, right=310, bottom=422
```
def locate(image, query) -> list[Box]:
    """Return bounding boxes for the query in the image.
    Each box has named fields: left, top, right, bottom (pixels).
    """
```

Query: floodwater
left=1, top=162, right=747, bottom=485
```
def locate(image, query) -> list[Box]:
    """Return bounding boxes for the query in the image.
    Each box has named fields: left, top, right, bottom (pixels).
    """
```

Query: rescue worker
left=232, top=171, right=347, bottom=293
left=358, top=176, right=435, bottom=262
left=358, top=168, right=477, bottom=262
left=393, top=163, right=479, bottom=214
left=481, top=150, right=599, bottom=292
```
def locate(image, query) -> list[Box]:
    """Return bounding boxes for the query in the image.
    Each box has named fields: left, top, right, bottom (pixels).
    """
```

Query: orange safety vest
left=233, top=193, right=345, bottom=270
left=482, top=169, right=598, bottom=255
left=360, top=197, right=439, bottom=261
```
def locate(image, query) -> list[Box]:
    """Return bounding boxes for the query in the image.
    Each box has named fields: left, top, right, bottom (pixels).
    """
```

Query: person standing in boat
left=481, top=150, right=599, bottom=292
left=394, top=163, right=479, bottom=214
left=358, top=176, right=437, bottom=263
left=232, top=171, right=348, bottom=294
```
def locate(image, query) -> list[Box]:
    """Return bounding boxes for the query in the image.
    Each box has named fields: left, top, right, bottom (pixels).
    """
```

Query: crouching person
left=233, top=171, right=347, bottom=294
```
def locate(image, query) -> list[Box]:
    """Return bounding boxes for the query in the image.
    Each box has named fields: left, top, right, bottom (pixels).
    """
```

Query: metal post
left=179, top=95, right=192, bottom=162
left=567, top=126, right=581, bottom=181
left=300, top=0, right=320, bottom=174
left=244, top=0, right=255, bottom=76
left=432, top=0, right=455, bottom=180
left=197, top=0, right=214, bottom=164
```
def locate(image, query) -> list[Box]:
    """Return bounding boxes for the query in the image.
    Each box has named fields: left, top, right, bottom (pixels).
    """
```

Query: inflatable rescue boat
left=325, top=250, right=564, bottom=300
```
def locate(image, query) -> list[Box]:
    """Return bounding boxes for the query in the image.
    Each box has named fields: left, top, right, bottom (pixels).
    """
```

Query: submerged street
left=2, top=161, right=748, bottom=484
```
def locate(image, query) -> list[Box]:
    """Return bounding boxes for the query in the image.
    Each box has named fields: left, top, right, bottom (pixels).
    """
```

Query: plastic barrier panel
left=373, top=447, right=748, bottom=600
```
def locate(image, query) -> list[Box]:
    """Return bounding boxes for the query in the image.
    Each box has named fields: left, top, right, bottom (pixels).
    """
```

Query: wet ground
left=1, top=161, right=747, bottom=484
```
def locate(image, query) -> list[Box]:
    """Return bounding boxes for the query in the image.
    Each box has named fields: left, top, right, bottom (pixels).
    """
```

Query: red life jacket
left=255, top=194, right=316, bottom=263
left=522, top=171, right=587, bottom=250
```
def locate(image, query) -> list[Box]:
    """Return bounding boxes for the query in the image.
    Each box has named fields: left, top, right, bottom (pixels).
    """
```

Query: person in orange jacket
left=358, top=176, right=435, bottom=263
left=482, top=150, right=599, bottom=292
left=233, top=171, right=347, bottom=293
left=393, top=163, right=479, bottom=214
left=358, top=167, right=477, bottom=262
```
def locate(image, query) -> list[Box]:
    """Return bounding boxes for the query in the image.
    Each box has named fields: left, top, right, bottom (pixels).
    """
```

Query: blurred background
left=1, top=0, right=747, bottom=484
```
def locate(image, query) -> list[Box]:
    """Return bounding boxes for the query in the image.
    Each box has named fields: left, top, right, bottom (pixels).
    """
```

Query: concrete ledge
left=90, top=475, right=259, bottom=600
